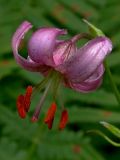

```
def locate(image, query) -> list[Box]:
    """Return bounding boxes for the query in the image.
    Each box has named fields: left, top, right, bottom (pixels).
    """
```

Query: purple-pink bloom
left=12, top=21, right=112, bottom=93
left=12, top=21, right=112, bottom=127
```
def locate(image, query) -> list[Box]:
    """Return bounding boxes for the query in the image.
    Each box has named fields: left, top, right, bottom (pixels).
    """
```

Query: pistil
left=31, top=80, right=52, bottom=122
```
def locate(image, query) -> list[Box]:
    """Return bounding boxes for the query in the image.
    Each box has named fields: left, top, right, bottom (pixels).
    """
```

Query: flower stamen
left=31, top=80, right=52, bottom=122
left=17, top=95, right=26, bottom=118
left=24, top=86, right=33, bottom=112
left=59, top=109, right=68, bottom=130
left=16, top=86, right=33, bottom=118
left=44, top=102, right=57, bottom=129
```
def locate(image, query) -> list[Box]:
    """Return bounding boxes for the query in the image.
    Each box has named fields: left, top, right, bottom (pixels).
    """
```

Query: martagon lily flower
left=12, top=21, right=112, bottom=130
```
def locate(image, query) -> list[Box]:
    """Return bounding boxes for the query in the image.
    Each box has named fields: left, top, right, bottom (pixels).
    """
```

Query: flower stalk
left=84, top=19, right=120, bottom=106
left=84, top=19, right=120, bottom=147
left=104, top=61, right=120, bottom=106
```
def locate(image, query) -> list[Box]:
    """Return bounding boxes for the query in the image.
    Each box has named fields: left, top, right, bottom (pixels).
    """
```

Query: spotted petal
left=12, top=21, right=47, bottom=72
left=53, top=40, right=77, bottom=66
left=58, top=37, right=112, bottom=83
left=28, top=27, right=67, bottom=66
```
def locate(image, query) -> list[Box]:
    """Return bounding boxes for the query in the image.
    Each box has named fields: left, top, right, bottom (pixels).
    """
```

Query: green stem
left=52, top=72, right=63, bottom=101
left=71, top=33, right=92, bottom=42
left=104, top=60, right=120, bottom=106
left=32, top=69, right=54, bottom=99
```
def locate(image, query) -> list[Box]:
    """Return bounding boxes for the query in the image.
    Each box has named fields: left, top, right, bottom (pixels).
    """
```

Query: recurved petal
left=59, top=36, right=112, bottom=82
left=28, top=27, right=67, bottom=66
left=12, top=21, right=46, bottom=72
left=66, top=64, right=104, bottom=93
left=53, top=40, right=77, bottom=66
left=27, top=56, right=50, bottom=75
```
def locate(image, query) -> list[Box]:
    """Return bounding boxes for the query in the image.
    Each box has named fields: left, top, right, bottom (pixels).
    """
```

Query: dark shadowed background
left=0, top=0, right=120, bottom=159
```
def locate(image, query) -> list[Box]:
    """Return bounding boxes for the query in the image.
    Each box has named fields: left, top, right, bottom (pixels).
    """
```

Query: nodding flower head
left=12, top=21, right=112, bottom=130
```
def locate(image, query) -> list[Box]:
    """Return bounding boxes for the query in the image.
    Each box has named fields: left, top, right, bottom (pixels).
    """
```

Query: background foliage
left=0, top=0, right=120, bottom=159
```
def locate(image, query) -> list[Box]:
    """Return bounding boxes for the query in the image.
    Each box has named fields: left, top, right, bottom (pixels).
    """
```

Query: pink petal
left=28, top=27, right=67, bottom=66
left=53, top=40, right=77, bottom=66
left=58, top=37, right=112, bottom=82
left=12, top=21, right=47, bottom=72
left=27, top=56, right=50, bottom=75
left=66, top=65, right=104, bottom=93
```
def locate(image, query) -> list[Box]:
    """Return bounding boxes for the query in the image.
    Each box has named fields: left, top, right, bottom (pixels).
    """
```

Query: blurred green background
left=0, top=0, right=120, bottom=159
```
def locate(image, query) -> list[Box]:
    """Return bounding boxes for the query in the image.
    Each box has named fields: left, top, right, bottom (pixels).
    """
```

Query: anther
left=24, top=86, right=33, bottom=112
left=44, top=102, right=57, bottom=129
left=17, top=95, right=26, bottom=118
left=59, top=109, right=68, bottom=130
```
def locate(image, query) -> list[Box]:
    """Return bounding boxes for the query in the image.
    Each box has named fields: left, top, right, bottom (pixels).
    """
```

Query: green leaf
left=83, top=19, right=104, bottom=36
left=100, top=121, right=120, bottom=138
left=69, top=107, right=120, bottom=123
left=88, top=130, right=120, bottom=147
